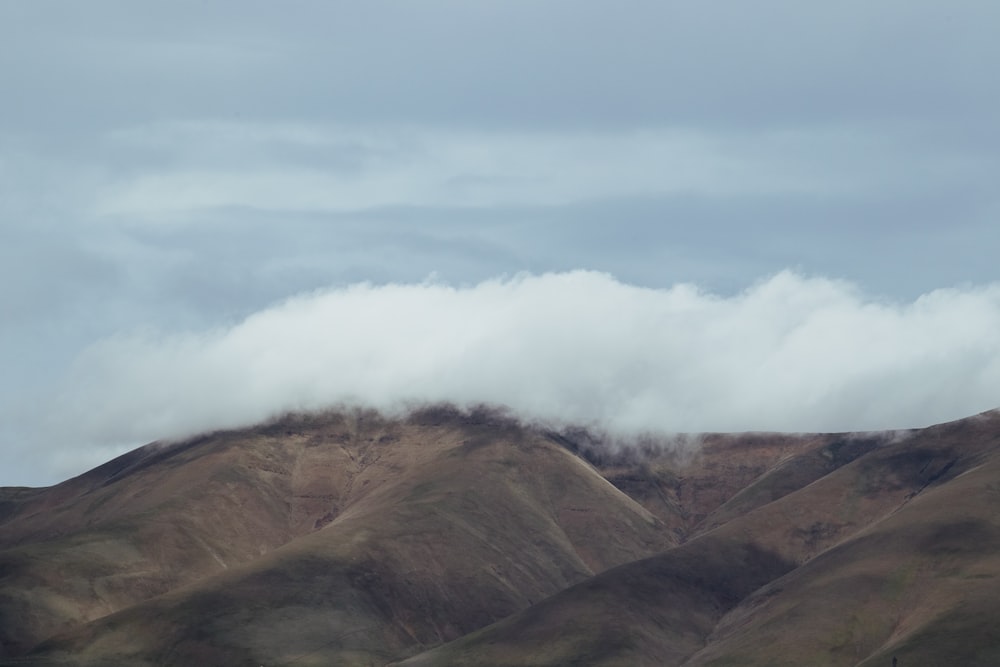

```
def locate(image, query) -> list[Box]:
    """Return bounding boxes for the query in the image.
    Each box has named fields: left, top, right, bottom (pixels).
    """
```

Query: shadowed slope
left=685, top=411, right=1000, bottom=666
left=396, top=535, right=794, bottom=667
left=581, top=432, right=875, bottom=542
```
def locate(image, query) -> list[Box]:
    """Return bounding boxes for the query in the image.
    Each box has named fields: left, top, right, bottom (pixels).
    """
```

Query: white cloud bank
left=53, top=270, right=1000, bottom=451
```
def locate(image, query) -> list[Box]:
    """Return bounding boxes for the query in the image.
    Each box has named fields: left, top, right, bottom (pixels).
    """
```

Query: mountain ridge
left=2, top=405, right=998, bottom=665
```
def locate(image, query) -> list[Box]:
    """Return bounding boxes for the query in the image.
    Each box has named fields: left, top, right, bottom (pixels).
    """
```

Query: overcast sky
left=3, top=1, right=1000, bottom=486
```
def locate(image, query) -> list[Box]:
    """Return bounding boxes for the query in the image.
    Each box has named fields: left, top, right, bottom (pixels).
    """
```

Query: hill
left=2, top=405, right=998, bottom=665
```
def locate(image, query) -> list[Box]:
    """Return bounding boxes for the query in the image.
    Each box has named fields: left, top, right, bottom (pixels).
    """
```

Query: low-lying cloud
left=53, top=270, right=1000, bottom=451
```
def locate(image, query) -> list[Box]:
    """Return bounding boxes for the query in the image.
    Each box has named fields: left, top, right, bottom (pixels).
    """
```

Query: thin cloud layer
left=53, top=271, right=1000, bottom=452
left=94, top=123, right=847, bottom=220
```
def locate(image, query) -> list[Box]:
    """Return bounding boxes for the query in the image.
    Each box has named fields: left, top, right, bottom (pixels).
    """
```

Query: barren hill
left=2, top=405, right=999, bottom=665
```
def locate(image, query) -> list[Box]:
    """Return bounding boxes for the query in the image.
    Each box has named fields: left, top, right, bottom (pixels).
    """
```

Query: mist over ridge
left=48, top=270, right=1000, bottom=468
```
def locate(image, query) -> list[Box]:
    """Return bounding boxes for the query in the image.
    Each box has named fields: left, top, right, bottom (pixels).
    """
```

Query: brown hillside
left=399, top=410, right=1000, bottom=666
left=1, top=406, right=672, bottom=664
left=1, top=406, right=999, bottom=665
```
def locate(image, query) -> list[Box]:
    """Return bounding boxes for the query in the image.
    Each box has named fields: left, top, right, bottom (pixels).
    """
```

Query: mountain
left=2, top=405, right=999, bottom=665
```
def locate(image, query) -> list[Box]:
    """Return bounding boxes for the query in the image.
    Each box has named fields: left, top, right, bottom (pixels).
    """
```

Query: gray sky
left=3, top=1, right=1000, bottom=486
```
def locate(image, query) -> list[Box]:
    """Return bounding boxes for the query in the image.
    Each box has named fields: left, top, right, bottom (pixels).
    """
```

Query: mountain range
left=2, top=404, right=1000, bottom=665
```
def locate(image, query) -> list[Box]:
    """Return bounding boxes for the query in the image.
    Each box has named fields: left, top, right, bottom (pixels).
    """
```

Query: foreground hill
left=2, top=405, right=999, bottom=665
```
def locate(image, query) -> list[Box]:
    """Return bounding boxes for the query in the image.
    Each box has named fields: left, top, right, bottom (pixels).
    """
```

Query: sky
left=3, top=1, right=1000, bottom=486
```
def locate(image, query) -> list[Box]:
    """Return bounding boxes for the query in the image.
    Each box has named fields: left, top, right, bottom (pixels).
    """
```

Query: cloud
left=50, top=270, right=1000, bottom=453
left=5, top=1, right=1000, bottom=490
left=93, top=122, right=891, bottom=221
